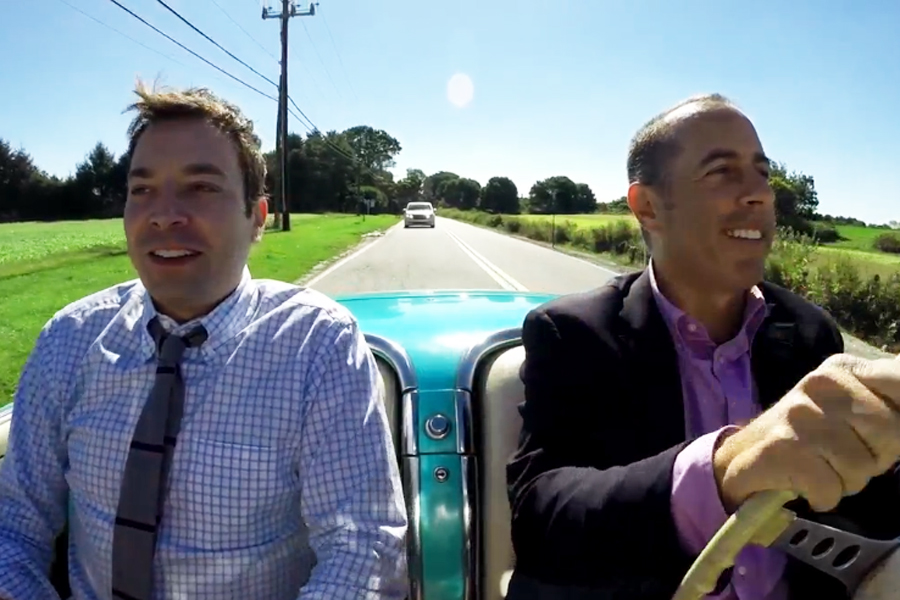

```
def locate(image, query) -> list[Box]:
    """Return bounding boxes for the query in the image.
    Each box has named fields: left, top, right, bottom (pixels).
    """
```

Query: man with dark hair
left=627, top=93, right=736, bottom=189
left=506, top=94, right=900, bottom=599
left=632, top=93, right=736, bottom=256
left=0, top=81, right=408, bottom=600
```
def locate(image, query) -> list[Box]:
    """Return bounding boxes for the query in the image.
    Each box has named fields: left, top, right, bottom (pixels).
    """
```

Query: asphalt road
left=302, top=216, right=890, bottom=359
left=304, top=216, right=619, bottom=296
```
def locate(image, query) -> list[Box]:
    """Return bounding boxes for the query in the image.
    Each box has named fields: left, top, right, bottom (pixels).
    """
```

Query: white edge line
left=554, top=248, right=622, bottom=276
left=441, top=216, right=622, bottom=276
left=304, top=222, right=402, bottom=287
left=444, top=228, right=529, bottom=292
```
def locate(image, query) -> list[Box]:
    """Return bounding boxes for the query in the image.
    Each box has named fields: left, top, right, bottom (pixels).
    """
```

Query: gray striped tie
left=111, top=317, right=207, bottom=600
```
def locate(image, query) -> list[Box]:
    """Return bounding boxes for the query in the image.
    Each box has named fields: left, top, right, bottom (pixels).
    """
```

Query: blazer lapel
left=617, top=274, right=802, bottom=443
left=617, top=270, right=687, bottom=449
left=751, top=301, right=800, bottom=410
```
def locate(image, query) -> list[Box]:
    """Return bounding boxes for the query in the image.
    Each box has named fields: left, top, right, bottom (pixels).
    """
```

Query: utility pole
left=550, top=190, right=558, bottom=249
left=262, top=0, right=317, bottom=232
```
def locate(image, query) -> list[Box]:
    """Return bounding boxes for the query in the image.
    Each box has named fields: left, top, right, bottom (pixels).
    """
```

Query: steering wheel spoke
left=772, top=517, right=900, bottom=593
left=672, top=490, right=900, bottom=600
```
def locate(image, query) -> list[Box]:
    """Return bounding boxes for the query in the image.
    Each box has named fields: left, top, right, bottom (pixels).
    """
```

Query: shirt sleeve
left=0, top=321, right=70, bottom=600
left=295, top=318, right=408, bottom=600
left=672, top=427, right=792, bottom=599
left=670, top=428, right=736, bottom=553
left=669, top=427, right=737, bottom=598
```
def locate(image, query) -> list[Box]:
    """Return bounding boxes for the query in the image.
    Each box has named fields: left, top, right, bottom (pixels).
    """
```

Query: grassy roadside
left=441, top=208, right=900, bottom=354
left=507, top=213, right=900, bottom=279
left=0, top=213, right=398, bottom=403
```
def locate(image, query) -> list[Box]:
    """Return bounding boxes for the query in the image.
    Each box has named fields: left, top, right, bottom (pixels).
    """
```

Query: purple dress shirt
left=648, top=262, right=791, bottom=600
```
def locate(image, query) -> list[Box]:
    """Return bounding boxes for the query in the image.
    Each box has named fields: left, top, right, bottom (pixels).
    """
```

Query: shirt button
left=687, top=323, right=697, bottom=332
left=737, top=566, right=747, bottom=576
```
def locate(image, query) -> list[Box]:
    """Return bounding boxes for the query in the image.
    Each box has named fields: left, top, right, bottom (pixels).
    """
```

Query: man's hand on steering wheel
left=713, top=353, right=900, bottom=514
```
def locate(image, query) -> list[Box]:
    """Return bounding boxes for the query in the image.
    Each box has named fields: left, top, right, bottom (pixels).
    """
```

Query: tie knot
left=148, top=317, right=209, bottom=364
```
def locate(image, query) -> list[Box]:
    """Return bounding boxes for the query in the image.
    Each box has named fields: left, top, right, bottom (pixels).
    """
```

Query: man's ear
left=251, top=196, right=268, bottom=242
left=626, top=182, right=663, bottom=236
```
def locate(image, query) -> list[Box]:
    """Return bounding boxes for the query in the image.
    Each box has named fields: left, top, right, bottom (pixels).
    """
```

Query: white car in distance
left=403, top=201, right=436, bottom=228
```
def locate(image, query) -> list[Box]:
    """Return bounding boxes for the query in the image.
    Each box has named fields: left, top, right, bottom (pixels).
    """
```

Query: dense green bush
left=809, top=221, right=842, bottom=244
left=779, top=218, right=842, bottom=244
left=873, top=232, right=900, bottom=254
left=443, top=208, right=900, bottom=353
left=767, top=233, right=900, bottom=350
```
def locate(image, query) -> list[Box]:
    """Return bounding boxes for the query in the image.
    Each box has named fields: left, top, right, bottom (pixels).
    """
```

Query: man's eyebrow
left=697, top=149, right=771, bottom=168
left=182, top=163, right=227, bottom=177
left=127, top=163, right=227, bottom=179
left=128, top=166, right=152, bottom=179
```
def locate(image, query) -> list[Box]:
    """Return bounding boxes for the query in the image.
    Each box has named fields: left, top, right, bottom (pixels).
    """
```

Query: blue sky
left=1, top=0, right=898, bottom=224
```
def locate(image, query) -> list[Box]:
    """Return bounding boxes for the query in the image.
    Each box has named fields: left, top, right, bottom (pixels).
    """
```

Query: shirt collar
left=648, top=259, right=768, bottom=358
left=128, top=267, right=259, bottom=362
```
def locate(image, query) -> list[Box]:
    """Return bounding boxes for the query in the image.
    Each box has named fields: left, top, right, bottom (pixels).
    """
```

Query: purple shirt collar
left=647, top=260, right=769, bottom=360
left=655, top=262, right=788, bottom=598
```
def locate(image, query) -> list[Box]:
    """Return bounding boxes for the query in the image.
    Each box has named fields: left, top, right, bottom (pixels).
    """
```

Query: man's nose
left=148, top=187, right=189, bottom=228
left=150, top=210, right=188, bottom=229
left=740, top=170, right=774, bottom=206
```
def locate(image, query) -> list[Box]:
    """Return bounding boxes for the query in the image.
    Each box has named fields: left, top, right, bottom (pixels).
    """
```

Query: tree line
left=0, top=124, right=597, bottom=223
left=0, top=125, right=875, bottom=233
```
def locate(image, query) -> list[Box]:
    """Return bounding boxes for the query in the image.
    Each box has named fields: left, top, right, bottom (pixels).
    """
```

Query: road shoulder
left=443, top=216, right=890, bottom=359
left=295, top=223, right=399, bottom=286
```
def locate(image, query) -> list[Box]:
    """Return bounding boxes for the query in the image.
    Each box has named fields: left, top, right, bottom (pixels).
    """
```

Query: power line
left=207, top=0, right=279, bottom=62
left=153, top=0, right=278, bottom=89
left=320, top=10, right=358, bottom=103
left=62, top=0, right=359, bottom=175
left=281, top=95, right=359, bottom=167
left=58, top=0, right=315, bottom=133
left=129, top=0, right=351, bottom=161
left=298, top=18, right=342, bottom=99
left=142, top=0, right=318, bottom=133
left=210, top=0, right=325, bottom=106
left=106, top=0, right=373, bottom=187
left=54, top=0, right=188, bottom=69
left=106, top=0, right=277, bottom=103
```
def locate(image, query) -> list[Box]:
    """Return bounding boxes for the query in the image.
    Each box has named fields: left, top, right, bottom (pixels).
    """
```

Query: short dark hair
left=626, top=93, right=736, bottom=188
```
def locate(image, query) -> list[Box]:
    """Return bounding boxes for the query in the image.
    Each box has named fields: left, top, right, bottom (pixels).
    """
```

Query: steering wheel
left=671, top=489, right=900, bottom=600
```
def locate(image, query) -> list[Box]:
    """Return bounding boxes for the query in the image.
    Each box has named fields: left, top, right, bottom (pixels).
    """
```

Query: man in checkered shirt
left=0, top=81, right=408, bottom=600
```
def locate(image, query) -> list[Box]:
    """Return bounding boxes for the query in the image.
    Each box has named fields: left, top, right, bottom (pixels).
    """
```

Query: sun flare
left=446, top=73, right=474, bottom=108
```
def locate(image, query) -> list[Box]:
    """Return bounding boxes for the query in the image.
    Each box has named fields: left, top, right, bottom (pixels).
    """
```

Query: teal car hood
left=334, top=289, right=557, bottom=391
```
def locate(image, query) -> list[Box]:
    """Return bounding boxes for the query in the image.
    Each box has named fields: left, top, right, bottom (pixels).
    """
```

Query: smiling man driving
left=0, top=82, right=408, bottom=600
left=506, top=94, right=900, bottom=600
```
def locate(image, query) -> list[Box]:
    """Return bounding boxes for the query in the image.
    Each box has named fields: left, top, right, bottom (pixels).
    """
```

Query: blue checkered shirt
left=0, top=269, right=408, bottom=599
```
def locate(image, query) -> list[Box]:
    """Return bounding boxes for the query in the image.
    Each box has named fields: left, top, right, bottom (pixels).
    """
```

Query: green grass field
left=0, top=213, right=398, bottom=403
left=830, top=224, right=894, bottom=252
left=517, top=213, right=636, bottom=228
left=816, top=246, right=900, bottom=278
